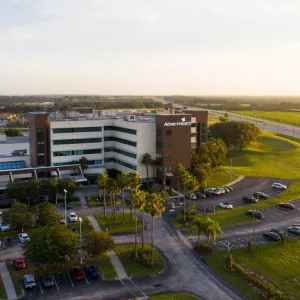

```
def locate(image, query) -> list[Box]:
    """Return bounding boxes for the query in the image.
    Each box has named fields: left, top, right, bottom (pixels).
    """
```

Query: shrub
left=224, top=253, right=235, bottom=272
left=194, top=243, right=212, bottom=254
left=134, top=248, right=151, bottom=267
left=247, top=240, right=253, bottom=252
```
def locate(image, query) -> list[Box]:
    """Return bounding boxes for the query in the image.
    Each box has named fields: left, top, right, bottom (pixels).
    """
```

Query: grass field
left=208, top=114, right=220, bottom=126
left=115, top=244, right=166, bottom=276
left=206, top=238, right=300, bottom=299
left=207, top=170, right=238, bottom=187
left=95, top=212, right=141, bottom=234
left=70, top=216, right=93, bottom=236
left=224, top=131, right=300, bottom=180
left=232, top=110, right=300, bottom=127
left=149, top=294, right=198, bottom=300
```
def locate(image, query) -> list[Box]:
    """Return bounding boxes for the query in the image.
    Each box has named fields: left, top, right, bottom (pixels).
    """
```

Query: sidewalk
left=87, top=215, right=128, bottom=279
left=75, top=190, right=89, bottom=209
left=0, top=262, right=17, bottom=300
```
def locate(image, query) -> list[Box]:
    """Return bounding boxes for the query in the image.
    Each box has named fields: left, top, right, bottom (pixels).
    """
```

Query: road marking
left=84, top=273, right=90, bottom=285
left=67, top=272, right=75, bottom=287
left=176, top=229, right=193, bottom=249
left=52, top=275, right=59, bottom=290
left=128, top=278, right=146, bottom=297
left=120, top=279, right=137, bottom=298
left=37, top=277, right=44, bottom=294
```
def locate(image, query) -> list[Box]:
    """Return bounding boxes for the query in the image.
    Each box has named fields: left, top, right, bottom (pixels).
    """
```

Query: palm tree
left=192, top=217, right=209, bottom=247
left=185, top=174, right=199, bottom=219
left=117, top=173, right=129, bottom=225
left=97, top=173, right=109, bottom=219
left=205, top=217, right=223, bottom=244
left=106, top=178, right=120, bottom=224
left=128, top=189, right=146, bottom=258
left=136, top=191, right=148, bottom=251
left=127, top=172, right=141, bottom=221
left=175, top=164, right=189, bottom=223
left=141, top=153, right=153, bottom=189
left=145, top=193, right=165, bottom=265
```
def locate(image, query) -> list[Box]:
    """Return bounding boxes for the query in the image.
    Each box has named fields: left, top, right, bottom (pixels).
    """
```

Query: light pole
left=79, top=217, right=83, bottom=264
left=54, top=172, right=58, bottom=204
left=64, top=189, right=67, bottom=227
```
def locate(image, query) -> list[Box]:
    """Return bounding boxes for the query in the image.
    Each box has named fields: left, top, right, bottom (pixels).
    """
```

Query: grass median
left=95, top=212, right=140, bottom=234
left=149, top=294, right=198, bottom=300
left=94, top=253, right=117, bottom=279
left=115, top=244, right=166, bottom=277
left=70, top=216, right=93, bottom=236
left=205, top=237, right=300, bottom=299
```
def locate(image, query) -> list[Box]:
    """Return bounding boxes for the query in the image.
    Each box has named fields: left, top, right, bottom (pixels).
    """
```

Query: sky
left=1, top=0, right=300, bottom=95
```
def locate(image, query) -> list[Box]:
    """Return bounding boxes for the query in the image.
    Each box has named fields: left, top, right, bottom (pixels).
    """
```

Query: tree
left=144, top=193, right=165, bottom=265
left=84, top=231, right=115, bottom=260
left=117, top=173, right=129, bottom=225
left=58, top=179, right=77, bottom=197
left=97, top=173, right=109, bottom=219
left=31, top=202, right=60, bottom=227
left=192, top=217, right=208, bottom=247
left=106, top=178, right=120, bottom=224
left=128, top=189, right=146, bottom=258
left=6, top=181, right=28, bottom=201
left=39, top=178, right=57, bottom=202
left=78, top=156, right=89, bottom=171
left=192, top=167, right=209, bottom=191
left=127, top=172, right=141, bottom=221
left=141, top=153, right=153, bottom=189
left=23, top=225, right=77, bottom=266
left=3, top=203, right=34, bottom=231
left=4, top=128, right=23, bottom=137
left=185, top=174, right=199, bottom=219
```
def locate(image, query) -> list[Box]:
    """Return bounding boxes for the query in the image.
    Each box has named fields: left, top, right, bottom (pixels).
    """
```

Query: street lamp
left=79, top=217, right=83, bottom=264
left=53, top=172, right=58, bottom=204
left=64, top=189, right=67, bottom=227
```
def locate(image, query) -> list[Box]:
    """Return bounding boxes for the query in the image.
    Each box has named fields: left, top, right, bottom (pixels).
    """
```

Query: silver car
left=288, top=226, right=300, bottom=235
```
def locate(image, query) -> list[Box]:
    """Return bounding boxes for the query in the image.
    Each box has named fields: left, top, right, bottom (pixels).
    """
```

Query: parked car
left=246, top=210, right=264, bottom=220
left=18, top=233, right=30, bottom=243
left=71, top=266, right=85, bottom=281
left=221, top=186, right=231, bottom=193
left=60, top=219, right=67, bottom=225
left=263, top=231, right=281, bottom=241
left=0, top=210, right=2, bottom=216
left=41, top=274, right=54, bottom=287
left=215, top=188, right=226, bottom=195
left=185, top=193, right=197, bottom=201
left=0, top=223, right=10, bottom=232
left=277, top=202, right=295, bottom=210
left=272, top=183, right=287, bottom=190
left=84, top=265, right=100, bottom=279
left=13, top=258, right=26, bottom=270
left=288, top=226, right=300, bottom=235
left=68, top=212, right=78, bottom=222
left=23, top=274, right=36, bottom=289
left=242, top=196, right=258, bottom=203
left=219, top=202, right=233, bottom=209
left=203, top=189, right=213, bottom=197
left=253, top=192, right=269, bottom=200
left=223, top=186, right=233, bottom=192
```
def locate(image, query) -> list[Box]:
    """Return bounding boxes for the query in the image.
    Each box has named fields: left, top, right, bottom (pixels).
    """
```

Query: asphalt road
left=196, top=177, right=291, bottom=212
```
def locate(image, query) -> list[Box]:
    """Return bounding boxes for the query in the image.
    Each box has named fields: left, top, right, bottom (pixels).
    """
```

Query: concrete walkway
left=0, top=262, right=17, bottom=300
left=87, top=215, right=128, bottom=279
left=75, top=189, right=89, bottom=209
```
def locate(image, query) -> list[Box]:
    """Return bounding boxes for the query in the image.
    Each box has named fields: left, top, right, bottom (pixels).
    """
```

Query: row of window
left=0, top=160, right=26, bottom=170
left=53, top=149, right=102, bottom=157
left=156, top=141, right=172, bottom=148
left=53, top=127, right=102, bottom=134
left=104, top=157, right=137, bottom=171
left=104, top=147, right=137, bottom=159
left=104, top=126, right=137, bottom=135
left=53, top=159, right=102, bottom=166
left=156, top=129, right=172, bottom=136
left=104, top=136, right=137, bottom=147
left=156, top=153, right=172, bottom=160
left=53, top=138, right=102, bottom=145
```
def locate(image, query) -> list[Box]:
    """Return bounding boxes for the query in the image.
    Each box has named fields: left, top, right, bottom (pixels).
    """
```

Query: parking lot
left=195, top=177, right=291, bottom=212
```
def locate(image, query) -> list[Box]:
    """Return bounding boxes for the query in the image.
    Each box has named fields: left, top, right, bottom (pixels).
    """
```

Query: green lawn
left=0, top=275, right=8, bottom=300
left=70, top=216, right=93, bottom=236
left=224, top=131, right=300, bottom=179
left=232, top=110, right=300, bottom=127
left=206, top=238, right=300, bottom=299
left=95, top=213, right=141, bottom=234
left=149, top=294, right=198, bottom=300
left=207, top=170, right=238, bottom=187
left=208, top=114, right=220, bottom=126
left=6, top=263, right=23, bottom=298
left=115, top=244, right=166, bottom=276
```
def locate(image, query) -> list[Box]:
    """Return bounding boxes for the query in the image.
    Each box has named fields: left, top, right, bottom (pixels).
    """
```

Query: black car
left=263, top=232, right=281, bottom=241
left=253, top=192, right=269, bottom=200
left=246, top=210, right=264, bottom=220
left=242, top=196, right=258, bottom=203
left=277, top=202, right=296, bottom=210
left=84, top=265, right=100, bottom=279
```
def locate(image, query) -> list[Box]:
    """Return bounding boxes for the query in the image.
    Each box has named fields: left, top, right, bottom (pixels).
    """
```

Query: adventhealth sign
left=164, top=117, right=191, bottom=127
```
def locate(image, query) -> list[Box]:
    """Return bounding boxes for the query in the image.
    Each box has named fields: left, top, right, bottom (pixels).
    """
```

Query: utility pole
left=293, top=126, right=295, bottom=138
left=230, top=157, right=233, bottom=182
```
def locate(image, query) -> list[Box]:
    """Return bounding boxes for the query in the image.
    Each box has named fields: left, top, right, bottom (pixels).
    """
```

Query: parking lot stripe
left=128, top=278, right=146, bottom=297
left=67, top=272, right=75, bottom=287
left=37, top=278, right=44, bottom=294
left=84, top=273, right=89, bottom=285
left=52, top=275, right=59, bottom=290
left=120, top=279, right=137, bottom=298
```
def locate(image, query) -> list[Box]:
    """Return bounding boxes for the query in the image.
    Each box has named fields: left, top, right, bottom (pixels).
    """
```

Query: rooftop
left=0, top=136, right=29, bottom=144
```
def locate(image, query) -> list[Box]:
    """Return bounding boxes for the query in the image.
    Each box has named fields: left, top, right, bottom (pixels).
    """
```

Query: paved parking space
left=196, top=177, right=291, bottom=212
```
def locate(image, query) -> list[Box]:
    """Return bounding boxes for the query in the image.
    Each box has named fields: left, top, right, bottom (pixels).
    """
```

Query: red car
left=71, top=266, right=85, bottom=281
left=13, top=258, right=26, bottom=270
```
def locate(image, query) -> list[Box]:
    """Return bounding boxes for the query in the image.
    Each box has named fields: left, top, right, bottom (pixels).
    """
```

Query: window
left=53, top=138, right=102, bottom=145
left=165, top=142, right=172, bottom=148
left=156, top=153, right=163, bottom=158
left=104, top=157, right=137, bottom=171
left=156, top=129, right=162, bottom=136
left=104, top=136, right=137, bottom=147
left=191, top=143, right=197, bottom=148
left=53, top=149, right=102, bottom=157
left=191, top=133, right=197, bottom=137
left=164, top=166, right=172, bottom=172
left=53, top=127, right=102, bottom=133
left=104, top=126, right=136, bottom=135
left=0, top=161, right=26, bottom=170
left=201, top=124, right=207, bottom=143
left=104, top=147, right=137, bottom=159
left=37, top=129, right=44, bottom=143
left=165, top=153, right=172, bottom=160
left=156, top=141, right=163, bottom=148
left=53, top=159, right=102, bottom=166
left=191, top=123, right=197, bottom=127
left=166, top=130, right=172, bottom=136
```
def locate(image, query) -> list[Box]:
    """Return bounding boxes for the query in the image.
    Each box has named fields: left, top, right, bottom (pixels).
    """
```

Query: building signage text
left=164, top=117, right=191, bottom=127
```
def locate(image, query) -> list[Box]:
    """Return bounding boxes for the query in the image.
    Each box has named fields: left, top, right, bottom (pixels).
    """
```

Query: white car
left=186, top=193, right=197, bottom=200
left=23, top=274, right=36, bottom=289
left=288, top=226, right=300, bottom=235
left=219, top=202, right=233, bottom=209
left=0, top=223, right=10, bottom=232
left=68, top=212, right=78, bottom=222
left=18, top=233, right=30, bottom=243
left=272, top=183, right=287, bottom=190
